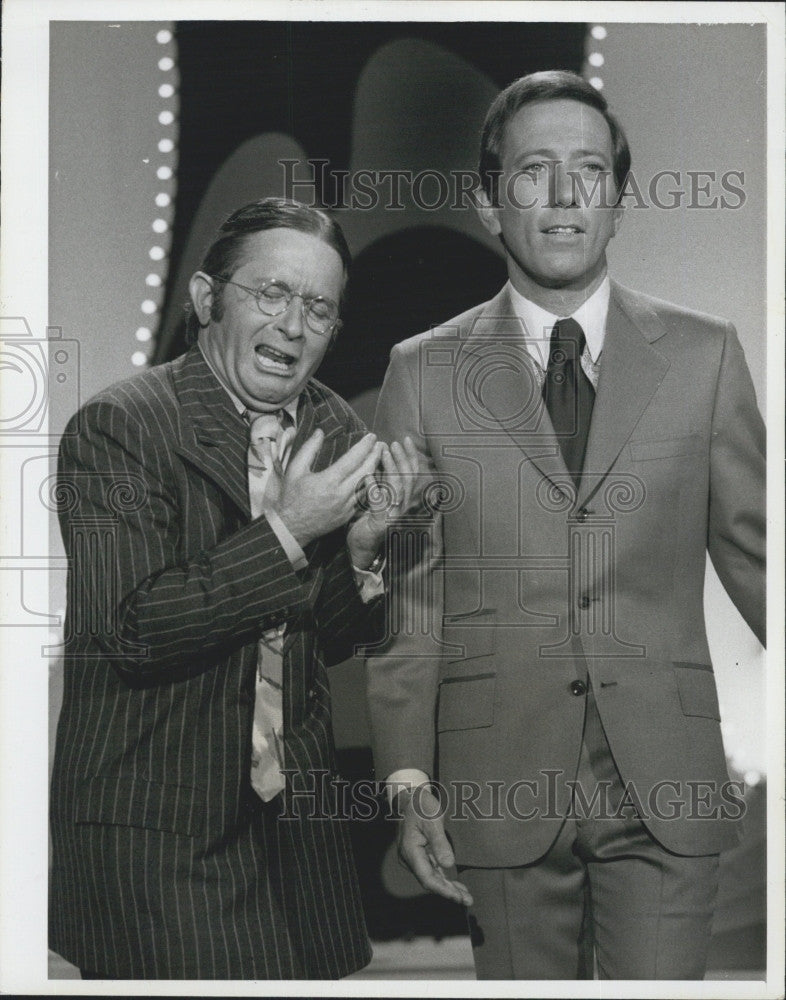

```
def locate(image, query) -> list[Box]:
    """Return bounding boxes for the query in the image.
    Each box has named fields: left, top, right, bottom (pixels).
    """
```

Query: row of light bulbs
left=587, top=24, right=606, bottom=90
left=133, top=28, right=177, bottom=367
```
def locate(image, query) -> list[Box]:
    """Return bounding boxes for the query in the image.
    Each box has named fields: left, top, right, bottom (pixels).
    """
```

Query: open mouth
left=542, top=225, right=584, bottom=235
left=254, top=344, right=298, bottom=374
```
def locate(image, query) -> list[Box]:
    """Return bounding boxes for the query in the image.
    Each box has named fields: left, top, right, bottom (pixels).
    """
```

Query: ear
left=475, top=187, right=502, bottom=237
left=325, top=323, right=340, bottom=355
left=610, top=202, right=625, bottom=239
left=188, top=271, right=215, bottom=327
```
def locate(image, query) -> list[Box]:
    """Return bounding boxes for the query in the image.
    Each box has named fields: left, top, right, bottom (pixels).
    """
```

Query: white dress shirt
left=507, top=276, right=610, bottom=373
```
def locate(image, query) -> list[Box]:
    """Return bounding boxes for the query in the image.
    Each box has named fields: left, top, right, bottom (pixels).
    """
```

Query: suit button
left=576, top=507, right=589, bottom=523
left=578, top=595, right=591, bottom=609
left=570, top=679, right=587, bottom=696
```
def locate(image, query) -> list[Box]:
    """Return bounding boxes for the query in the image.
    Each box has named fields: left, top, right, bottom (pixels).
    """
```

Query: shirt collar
left=197, top=341, right=299, bottom=425
left=506, top=276, right=610, bottom=368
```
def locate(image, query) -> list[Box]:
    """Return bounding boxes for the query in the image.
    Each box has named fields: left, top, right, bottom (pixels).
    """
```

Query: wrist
left=346, top=527, right=382, bottom=570
left=364, top=550, right=385, bottom=574
left=272, top=505, right=315, bottom=548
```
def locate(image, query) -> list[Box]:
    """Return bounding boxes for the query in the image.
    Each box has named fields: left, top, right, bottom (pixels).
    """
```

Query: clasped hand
left=265, top=430, right=419, bottom=564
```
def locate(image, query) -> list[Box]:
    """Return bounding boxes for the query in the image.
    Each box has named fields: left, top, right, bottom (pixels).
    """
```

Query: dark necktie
left=542, top=318, right=596, bottom=483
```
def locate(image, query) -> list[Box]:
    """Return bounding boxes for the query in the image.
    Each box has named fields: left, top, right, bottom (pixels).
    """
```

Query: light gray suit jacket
left=369, top=281, right=765, bottom=866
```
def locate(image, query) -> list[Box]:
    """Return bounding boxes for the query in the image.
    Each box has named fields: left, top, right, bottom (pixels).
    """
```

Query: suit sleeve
left=707, top=322, right=766, bottom=645
left=303, top=523, right=383, bottom=668
left=304, top=406, right=386, bottom=667
left=366, top=343, right=444, bottom=780
left=59, top=398, right=312, bottom=686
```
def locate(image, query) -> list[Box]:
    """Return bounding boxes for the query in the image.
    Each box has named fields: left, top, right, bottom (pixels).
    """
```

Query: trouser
left=459, top=688, right=720, bottom=979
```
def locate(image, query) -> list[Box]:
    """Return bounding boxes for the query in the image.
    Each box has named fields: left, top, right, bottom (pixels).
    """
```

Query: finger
left=287, top=428, right=323, bottom=475
left=391, top=436, right=421, bottom=510
left=378, top=445, right=403, bottom=503
left=387, top=441, right=406, bottom=480
left=276, top=425, right=297, bottom=465
left=326, top=433, right=378, bottom=478
left=403, top=435, right=419, bottom=467
left=332, top=445, right=385, bottom=522
left=400, top=842, right=467, bottom=904
left=389, top=441, right=416, bottom=509
left=422, top=850, right=474, bottom=907
left=349, top=442, right=385, bottom=495
left=424, top=821, right=455, bottom=870
left=369, top=444, right=412, bottom=520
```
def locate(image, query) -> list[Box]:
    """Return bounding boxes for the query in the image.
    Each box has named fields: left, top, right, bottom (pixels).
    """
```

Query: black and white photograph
left=0, top=1, right=783, bottom=994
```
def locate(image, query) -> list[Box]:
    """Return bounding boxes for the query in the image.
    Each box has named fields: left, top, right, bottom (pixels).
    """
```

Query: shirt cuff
left=265, top=508, right=308, bottom=572
left=386, top=768, right=431, bottom=806
left=352, top=562, right=385, bottom=603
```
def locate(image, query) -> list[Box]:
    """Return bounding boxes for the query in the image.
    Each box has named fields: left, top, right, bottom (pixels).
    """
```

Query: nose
left=549, top=162, right=576, bottom=208
left=275, top=294, right=306, bottom=340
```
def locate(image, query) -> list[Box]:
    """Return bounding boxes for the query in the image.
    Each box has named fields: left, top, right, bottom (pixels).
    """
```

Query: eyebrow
left=243, top=274, right=339, bottom=303
left=514, top=147, right=611, bottom=160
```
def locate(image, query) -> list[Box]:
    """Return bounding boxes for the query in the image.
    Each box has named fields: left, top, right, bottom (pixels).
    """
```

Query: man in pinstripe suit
left=50, top=199, right=416, bottom=979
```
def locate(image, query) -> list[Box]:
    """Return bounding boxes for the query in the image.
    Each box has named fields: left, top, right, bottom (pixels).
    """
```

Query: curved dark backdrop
left=156, top=20, right=586, bottom=378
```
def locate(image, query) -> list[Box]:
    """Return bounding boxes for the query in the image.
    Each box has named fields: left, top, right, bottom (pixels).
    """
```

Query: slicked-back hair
left=185, top=197, right=351, bottom=344
left=479, top=70, right=631, bottom=204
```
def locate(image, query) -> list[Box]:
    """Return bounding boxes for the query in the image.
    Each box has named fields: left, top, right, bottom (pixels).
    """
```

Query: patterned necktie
left=246, top=409, right=294, bottom=801
left=543, top=318, right=596, bottom=483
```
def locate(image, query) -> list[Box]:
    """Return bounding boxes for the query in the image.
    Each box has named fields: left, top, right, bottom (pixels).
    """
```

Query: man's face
left=194, top=228, right=344, bottom=411
left=478, top=98, right=624, bottom=295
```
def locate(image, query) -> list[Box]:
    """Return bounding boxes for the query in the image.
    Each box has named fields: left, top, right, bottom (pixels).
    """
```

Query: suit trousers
left=459, top=686, right=720, bottom=980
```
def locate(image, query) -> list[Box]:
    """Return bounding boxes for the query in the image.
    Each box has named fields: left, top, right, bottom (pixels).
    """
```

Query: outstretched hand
left=396, top=787, right=473, bottom=907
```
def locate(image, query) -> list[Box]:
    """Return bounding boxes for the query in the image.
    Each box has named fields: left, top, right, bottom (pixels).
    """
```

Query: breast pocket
left=673, top=662, right=720, bottom=721
left=437, top=672, right=496, bottom=732
left=628, top=434, right=703, bottom=462
left=442, top=607, right=496, bottom=663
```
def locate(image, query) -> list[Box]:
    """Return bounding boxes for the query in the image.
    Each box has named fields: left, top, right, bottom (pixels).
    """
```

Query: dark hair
left=479, top=70, right=631, bottom=203
left=185, top=197, right=352, bottom=344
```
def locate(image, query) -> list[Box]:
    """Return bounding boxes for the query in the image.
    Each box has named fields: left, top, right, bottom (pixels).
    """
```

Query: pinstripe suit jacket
left=50, top=345, right=380, bottom=979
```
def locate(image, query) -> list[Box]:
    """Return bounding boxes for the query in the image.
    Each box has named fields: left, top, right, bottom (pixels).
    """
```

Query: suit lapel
left=294, top=382, right=349, bottom=471
left=292, top=381, right=357, bottom=570
left=172, top=346, right=251, bottom=517
left=457, top=286, right=571, bottom=492
left=577, top=282, right=671, bottom=508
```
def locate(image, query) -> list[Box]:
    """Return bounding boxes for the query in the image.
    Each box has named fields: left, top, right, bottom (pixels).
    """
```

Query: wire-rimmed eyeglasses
left=211, top=275, right=341, bottom=336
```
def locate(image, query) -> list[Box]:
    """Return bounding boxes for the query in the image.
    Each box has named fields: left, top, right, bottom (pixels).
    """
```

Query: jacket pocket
left=437, top=672, right=496, bottom=732
left=75, top=776, right=204, bottom=837
left=443, top=607, right=496, bottom=663
left=629, top=434, right=702, bottom=462
left=673, top=663, right=720, bottom=720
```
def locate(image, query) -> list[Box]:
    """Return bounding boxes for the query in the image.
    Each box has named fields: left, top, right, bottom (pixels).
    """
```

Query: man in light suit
left=50, top=198, right=416, bottom=979
left=368, top=72, right=765, bottom=979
